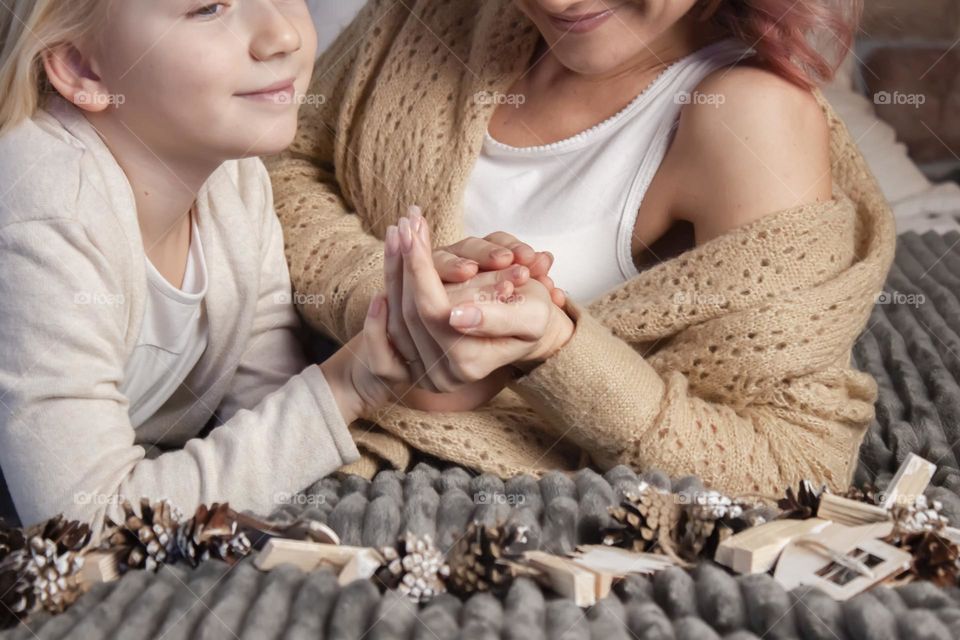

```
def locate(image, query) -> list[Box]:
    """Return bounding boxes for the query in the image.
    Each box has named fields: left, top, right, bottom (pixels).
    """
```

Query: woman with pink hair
left=271, top=0, right=895, bottom=496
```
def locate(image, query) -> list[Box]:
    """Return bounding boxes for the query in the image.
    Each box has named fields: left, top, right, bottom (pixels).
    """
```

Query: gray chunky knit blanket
left=4, top=230, right=960, bottom=639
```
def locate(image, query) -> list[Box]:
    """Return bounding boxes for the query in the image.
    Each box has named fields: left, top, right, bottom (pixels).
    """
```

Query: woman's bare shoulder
left=670, top=64, right=832, bottom=245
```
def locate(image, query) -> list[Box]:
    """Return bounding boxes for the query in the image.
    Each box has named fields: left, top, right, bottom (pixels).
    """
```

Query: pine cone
left=0, top=551, right=34, bottom=628
left=777, top=480, right=825, bottom=520
left=839, top=482, right=883, bottom=505
left=176, top=503, right=252, bottom=568
left=376, top=533, right=450, bottom=603
left=446, top=521, right=531, bottom=597
left=896, top=530, right=960, bottom=587
left=676, top=489, right=759, bottom=560
left=602, top=481, right=681, bottom=554
left=102, top=498, right=183, bottom=572
left=26, top=537, right=86, bottom=615
left=0, top=515, right=93, bottom=627
left=0, top=536, right=86, bottom=627
left=0, top=527, right=26, bottom=559
left=887, top=495, right=950, bottom=542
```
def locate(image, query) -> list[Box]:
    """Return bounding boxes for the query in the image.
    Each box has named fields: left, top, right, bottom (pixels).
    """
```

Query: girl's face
left=513, top=0, right=705, bottom=75
left=86, top=0, right=317, bottom=163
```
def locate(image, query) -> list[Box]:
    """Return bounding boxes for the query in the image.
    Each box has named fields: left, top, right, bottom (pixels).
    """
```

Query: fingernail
left=408, top=206, right=423, bottom=232
left=457, top=259, right=478, bottom=270
left=417, top=217, right=429, bottom=243
left=492, top=248, right=513, bottom=260
left=511, top=265, right=529, bottom=280
left=399, top=217, right=413, bottom=253
left=368, top=296, right=383, bottom=318
left=385, top=226, right=399, bottom=256
left=450, top=306, right=482, bottom=328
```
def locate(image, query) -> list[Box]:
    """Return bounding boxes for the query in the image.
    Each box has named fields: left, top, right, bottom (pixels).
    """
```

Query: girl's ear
left=42, top=43, right=112, bottom=113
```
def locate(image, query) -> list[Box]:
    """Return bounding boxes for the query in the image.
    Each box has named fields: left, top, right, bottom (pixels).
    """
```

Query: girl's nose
left=248, top=1, right=302, bottom=61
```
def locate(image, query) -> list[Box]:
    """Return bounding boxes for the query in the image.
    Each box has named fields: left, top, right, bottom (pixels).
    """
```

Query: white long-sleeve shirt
left=0, top=95, right=359, bottom=537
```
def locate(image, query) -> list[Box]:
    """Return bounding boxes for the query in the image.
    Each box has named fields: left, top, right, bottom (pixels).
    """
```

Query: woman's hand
left=384, top=212, right=574, bottom=394
left=410, top=205, right=567, bottom=309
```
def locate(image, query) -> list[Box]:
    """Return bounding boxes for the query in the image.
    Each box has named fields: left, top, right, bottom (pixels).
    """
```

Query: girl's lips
left=547, top=8, right=616, bottom=34
left=236, top=80, right=296, bottom=104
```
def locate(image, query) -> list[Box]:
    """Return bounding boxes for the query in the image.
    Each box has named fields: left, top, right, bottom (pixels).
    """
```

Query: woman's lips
left=236, top=79, right=296, bottom=104
left=547, top=8, right=616, bottom=34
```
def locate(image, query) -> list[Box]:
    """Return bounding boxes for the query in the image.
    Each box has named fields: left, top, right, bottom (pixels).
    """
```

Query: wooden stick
left=253, top=538, right=372, bottom=573
left=79, top=550, right=121, bottom=587
left=572, top=545, right=678, bottom=577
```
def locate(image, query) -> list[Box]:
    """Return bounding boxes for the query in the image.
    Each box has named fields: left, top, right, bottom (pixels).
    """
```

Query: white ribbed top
left=463, top=37, right=755, bottom=303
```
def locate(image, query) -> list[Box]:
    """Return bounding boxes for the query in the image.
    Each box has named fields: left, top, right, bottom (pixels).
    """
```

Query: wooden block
left=338, top=548, right=385, bottom=585
left=253, top=538, right=370, bottom=573
left=524, top=551, right=598, bottom=607
left=880, top=453, right=936, bottom=509
left=817, top=494, right=890, bottom=527
left=715, top=518, right=831, bottom=574
left=79, top=550, right=120, bottom=587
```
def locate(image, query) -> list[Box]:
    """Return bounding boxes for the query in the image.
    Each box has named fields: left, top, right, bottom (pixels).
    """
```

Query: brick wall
left=854, top=0, right=960, bottom=177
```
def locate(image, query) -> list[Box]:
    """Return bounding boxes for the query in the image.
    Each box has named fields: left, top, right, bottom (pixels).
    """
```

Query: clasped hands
left=362, top=205, right=575, bottom=413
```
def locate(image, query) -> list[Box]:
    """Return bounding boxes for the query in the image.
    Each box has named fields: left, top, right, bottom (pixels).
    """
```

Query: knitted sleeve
left=264, top=0, right=395, bottom=344
left=509, top=300, right=878, bottom=496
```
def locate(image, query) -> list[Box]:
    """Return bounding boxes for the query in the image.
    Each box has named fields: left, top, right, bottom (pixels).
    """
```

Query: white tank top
left=463, top=37, right=755, bottom=304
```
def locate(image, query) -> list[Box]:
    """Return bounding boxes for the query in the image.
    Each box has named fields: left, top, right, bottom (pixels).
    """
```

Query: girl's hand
left=384, top=213, right=573, bottom=393
left=320, top=293, right=410, bottom=423
left=409, top=205, right=567, bottom=308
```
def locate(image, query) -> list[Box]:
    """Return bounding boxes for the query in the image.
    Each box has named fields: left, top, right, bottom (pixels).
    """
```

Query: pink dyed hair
left=698, top=0, right=863, bottom=90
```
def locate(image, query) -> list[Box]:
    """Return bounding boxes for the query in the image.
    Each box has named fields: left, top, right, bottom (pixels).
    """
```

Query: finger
left=484, top=231, right=536, bottom=265
left=447, top=279, right=515, bottom=308
left=433, top=249, right=480, bottom=283
left=403, top=215, right=454, bottom=321
left=400, top=216, right=458, bottom=390
left=448, top=296, right=549, bottom=340
left=445, top=236, right=515, bottom=270
left=445, top=264, right=529, bottom=293
left=533, top=273, right=555, bottom=292
left=384, top=224, right=434, bottom=390
left=362, top=294, right=407, bottom=382
left=527, top=251, right=554, bottom=279
left=550, top=287, right=567, bottom=308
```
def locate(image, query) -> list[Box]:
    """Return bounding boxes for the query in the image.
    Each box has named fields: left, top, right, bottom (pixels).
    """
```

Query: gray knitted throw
left=4, top=229, right=960, bottom=639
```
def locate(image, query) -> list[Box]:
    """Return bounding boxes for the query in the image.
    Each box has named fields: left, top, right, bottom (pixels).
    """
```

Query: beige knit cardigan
left=265, top=0, right=897, bottom=495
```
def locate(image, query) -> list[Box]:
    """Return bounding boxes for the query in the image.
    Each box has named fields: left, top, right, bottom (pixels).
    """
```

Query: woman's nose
left=248, top=1, right=302, bottom=61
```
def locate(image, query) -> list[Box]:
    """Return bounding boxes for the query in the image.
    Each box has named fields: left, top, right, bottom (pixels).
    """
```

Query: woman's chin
left=548, top=45, right=639, bottom=77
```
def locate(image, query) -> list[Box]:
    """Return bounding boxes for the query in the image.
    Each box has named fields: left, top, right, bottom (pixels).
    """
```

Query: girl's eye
left=190, top=3, right=226, bottom=18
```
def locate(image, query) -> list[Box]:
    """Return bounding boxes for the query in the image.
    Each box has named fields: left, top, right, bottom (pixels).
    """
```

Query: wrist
left=319, top=345, right=365, bottom=425
left=518, top=305, right=575, bottom=369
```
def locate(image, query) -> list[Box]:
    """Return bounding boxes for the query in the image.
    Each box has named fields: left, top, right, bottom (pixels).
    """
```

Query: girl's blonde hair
left=0, top=0, right=108, bottom=136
